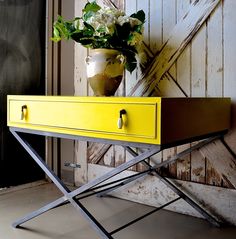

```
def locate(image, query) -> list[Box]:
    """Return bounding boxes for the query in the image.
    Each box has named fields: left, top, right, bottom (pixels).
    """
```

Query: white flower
left=117, top=15, right=129, bottom=26
left=86, top=7, right=125, bottom=36
left=117, top=15, right=142, bottom=27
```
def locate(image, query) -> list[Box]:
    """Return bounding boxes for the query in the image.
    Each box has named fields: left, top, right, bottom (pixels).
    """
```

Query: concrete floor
left=0, top=183, right=236, bottom=239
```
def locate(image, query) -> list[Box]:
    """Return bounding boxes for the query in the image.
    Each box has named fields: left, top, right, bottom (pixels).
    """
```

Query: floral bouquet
left=51, top=1, right=145, bottom=73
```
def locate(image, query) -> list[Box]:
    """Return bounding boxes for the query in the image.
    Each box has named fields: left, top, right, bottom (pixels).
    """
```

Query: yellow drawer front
left=9, top=99, right=157, bottom=140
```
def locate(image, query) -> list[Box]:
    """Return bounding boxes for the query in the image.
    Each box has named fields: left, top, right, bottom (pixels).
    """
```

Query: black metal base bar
left=109, top=197, right=181, bottom=236
left=12, top=197, right=67, bottom=228
left=69, top=198, right=114, bottom=239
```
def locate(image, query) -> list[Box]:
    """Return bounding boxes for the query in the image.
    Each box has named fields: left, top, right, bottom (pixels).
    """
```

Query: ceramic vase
left=86, top=49, right=125, bottom=96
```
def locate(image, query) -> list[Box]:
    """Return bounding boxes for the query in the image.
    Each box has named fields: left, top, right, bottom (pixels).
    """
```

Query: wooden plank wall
left=74, top=0, right=236, bottom=190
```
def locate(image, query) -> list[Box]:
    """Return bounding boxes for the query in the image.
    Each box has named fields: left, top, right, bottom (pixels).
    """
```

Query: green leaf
left=77, top=38, right=94, bottom=47
left=130, top=10, right=145, bottom=23
left=122, top=50, right=137, bottom=73
left=115, top=23, right=132, bottom=40
left=57, top=15, right=63, bottom=22
left=51, top=26, right=62, bottom=42
left=125, top=61, right=137, bottom=73
left=52, top=16, right=75, bottom=41
left=74, top=18, right=82, bottom=29
left=83, top=11, right=95, bottom=21
left=71, top=31, right=83, bottom=41
left=83, top=22, right=95, bottom=37
left=97, top=26, right=107, bottom=33
left=133, top=24, right=143, bottom=33
left=54, top=23, right=69, bottom=39
left=83, top=1, right=101, bottom=14
left=83, top=1, right=101, bottom=21
left=50, top=36, right=61, bottom=42
left=53, top=27, right=60, bottom=38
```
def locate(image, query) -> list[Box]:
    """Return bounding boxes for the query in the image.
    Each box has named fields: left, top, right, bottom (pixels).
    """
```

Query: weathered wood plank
left=112, top=0, right=125, bottom=168
left=88, top=143, right=111, bottom=164
left=162, top=0, right=177, bottom=177
left=191, top=26, right=206, bottom=97
left=163, top=1, right=177, bottom=94
left=200, top=140, right=236, bottom=188
left=223, top=0, right=236, bottom=154
left=129, top=0, right=221, bottom=96
left=176, top=0, right=191, bottom=96
left=74, top=0, right=88, bottom=185
left=205, top=2, right=224, bottom=185
left=88, top=164, right=236, bottom=225
left=126, top=148, right=138, bottom=171
left=206, top=159, right=223, bottom=186
left=156, top=73, right=186, bottom=97
left=158, top=73, right=185, bottom=178
left=135, top=0, right=151, bottom=173
left=114, top=145, right=126, bottom=167
left=102, top=0, right=122, bottom=9
left=176, top=144, right=191, bottom=180
left=207, top=2, right=223, bottom=97
left=103, top=147, right=115, bottom=167
left=190, top=146, right=206, bottom=184
left=150, top=0, right=162, bottom=53
left=149, top=0, right=163, bottom=98
left=190, top=22, right=208, bottom=184
left=138, top=0, right=149, bottom=45
left=163, top=0, right=176, bottom=43
left=125, top=0, right=138, bottom=96
left=176, top=0, right=191, bottom=181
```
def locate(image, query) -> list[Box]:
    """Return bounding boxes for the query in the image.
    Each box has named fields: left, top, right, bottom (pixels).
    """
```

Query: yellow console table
left=7, top=96, right=231, bottom=238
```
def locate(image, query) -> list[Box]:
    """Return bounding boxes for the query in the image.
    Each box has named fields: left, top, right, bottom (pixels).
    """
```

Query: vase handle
left=116, top=54, right=125, bottom=64
left=85, top=56, right=91, bottom=65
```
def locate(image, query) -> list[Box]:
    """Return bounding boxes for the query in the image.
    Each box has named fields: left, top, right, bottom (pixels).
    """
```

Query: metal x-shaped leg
left=123, top=146, right=221, bottom=227
left=96, top=136, right=222, bottom=228
left=10, top=129, right=161, bottom=239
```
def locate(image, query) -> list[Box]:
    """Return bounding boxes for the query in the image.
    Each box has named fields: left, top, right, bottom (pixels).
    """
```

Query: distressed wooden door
left=74, top=0, right=236, bottom=222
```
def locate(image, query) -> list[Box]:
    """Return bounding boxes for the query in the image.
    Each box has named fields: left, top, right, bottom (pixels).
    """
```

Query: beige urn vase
left=85, top=49, right=125, bottom=96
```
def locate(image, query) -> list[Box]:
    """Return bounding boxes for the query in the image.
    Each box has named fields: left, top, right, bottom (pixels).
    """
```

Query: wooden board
left=74, top=0, right=88, bottom=185
left=88, top=164, right=236, bottom=225
left=129, top=0, right=221, bottom=97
